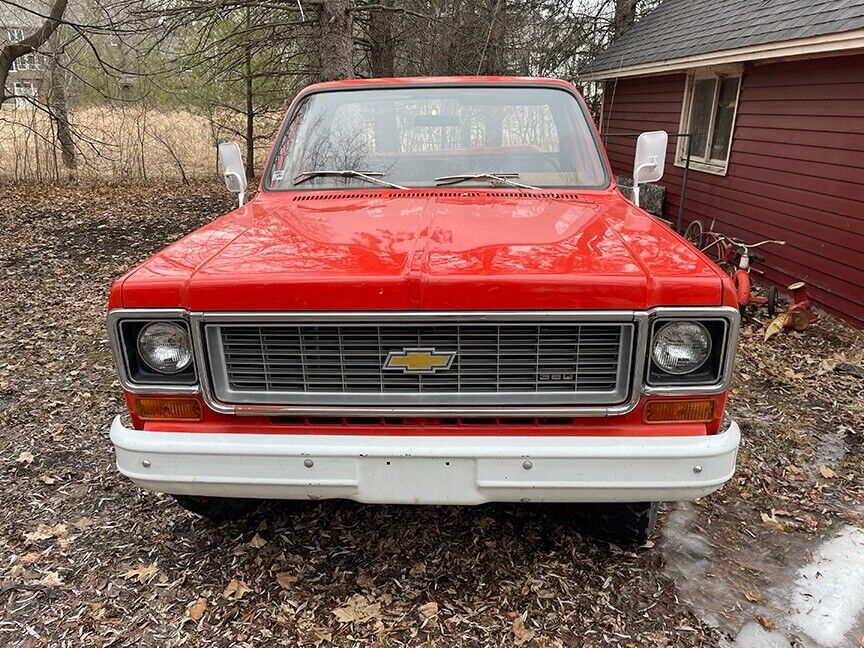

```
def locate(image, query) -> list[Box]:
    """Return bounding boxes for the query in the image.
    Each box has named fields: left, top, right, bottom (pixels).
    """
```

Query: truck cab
left=107, top=77, right=740, bottom=544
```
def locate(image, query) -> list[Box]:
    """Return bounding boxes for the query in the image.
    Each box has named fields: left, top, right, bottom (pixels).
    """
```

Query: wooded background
left=0, top=0, right=657, bottom=182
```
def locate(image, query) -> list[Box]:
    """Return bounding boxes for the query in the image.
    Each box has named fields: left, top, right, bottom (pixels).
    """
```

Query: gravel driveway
left=1, top=183, right=862, bottom=647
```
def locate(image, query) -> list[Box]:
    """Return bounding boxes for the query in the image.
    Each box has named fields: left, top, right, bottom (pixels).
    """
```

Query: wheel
left=172, top=494, right=260, bottom=521
left=767, top=286, right=778, bottom=316
left=683, top=219, right=704, bottom=248
left=585, top=502, right=659, bottom=545
left=732, top=269, right=751, bottom=307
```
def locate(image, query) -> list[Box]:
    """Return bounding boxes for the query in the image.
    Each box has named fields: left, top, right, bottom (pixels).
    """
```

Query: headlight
left=136, top=322, right=193, bottom=374
left=651, top=321, right=712, bottom=375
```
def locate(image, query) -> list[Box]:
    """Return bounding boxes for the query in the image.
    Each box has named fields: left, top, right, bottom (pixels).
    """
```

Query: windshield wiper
left=434, top=173, right=540, bottom=190
left=293, top=169, right=406, bottom=189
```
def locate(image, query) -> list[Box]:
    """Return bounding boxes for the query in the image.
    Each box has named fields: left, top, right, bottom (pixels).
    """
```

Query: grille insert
left=206, top=320, right=633, bottom=407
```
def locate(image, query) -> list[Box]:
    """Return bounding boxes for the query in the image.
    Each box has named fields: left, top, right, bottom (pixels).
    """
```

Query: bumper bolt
left=141, top=459, right=151, bottom=468
left=693, top=464, right=703, bottom=474
left=304, top=459, right=314, bottom=468
left=522, top=460, right=533, bottom=470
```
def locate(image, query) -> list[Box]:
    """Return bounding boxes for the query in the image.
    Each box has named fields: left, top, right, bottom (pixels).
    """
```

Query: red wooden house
left=581, top=0, right=864, bottom=326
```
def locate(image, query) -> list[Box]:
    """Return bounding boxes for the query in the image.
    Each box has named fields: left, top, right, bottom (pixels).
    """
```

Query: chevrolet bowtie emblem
left=383, top=348, right=456, bottom=374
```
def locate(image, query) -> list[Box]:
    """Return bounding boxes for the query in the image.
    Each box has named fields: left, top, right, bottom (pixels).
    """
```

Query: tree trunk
left=243, top=7, right=255, bottom=179
left=368, top=0, right=395, bottom=78
left=477, top=0, right=506, bottom=76
left=244, top=42, right=255, bottom=179
left=318, top=0, right=354, bottom=81
left=48, top=51, right=76, bottom=178
left=613, top=0, right=639, bottom=38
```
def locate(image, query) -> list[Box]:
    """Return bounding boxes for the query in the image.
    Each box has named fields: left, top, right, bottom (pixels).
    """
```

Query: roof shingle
left=584, top=0, right=864, bottom=75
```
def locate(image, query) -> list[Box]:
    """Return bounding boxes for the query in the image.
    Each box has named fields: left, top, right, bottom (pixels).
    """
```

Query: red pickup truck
left=107, top=77, right=740, bottom=544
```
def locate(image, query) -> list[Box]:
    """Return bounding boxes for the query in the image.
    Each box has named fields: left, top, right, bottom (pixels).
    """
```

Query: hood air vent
left=292, top=190, right=586, bottom=202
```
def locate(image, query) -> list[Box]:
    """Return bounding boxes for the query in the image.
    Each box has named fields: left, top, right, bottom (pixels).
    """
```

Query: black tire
left=172, top=494, right=260, bottom=522
left=767, top=285, right=778, bottom=316
left=587, top=502, right=659, bottom=545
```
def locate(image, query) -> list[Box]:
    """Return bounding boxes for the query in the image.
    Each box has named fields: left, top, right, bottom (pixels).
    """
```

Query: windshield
left=266, top=86, right=609, bottom=190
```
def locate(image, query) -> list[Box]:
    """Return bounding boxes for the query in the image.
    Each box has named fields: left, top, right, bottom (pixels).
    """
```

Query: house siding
left=600, top=54, right=864, bottom=326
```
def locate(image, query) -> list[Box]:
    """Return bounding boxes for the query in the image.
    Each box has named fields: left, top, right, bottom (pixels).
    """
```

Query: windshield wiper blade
left=434, top=173, right=540, bottom=190
left=293, top=169, right=406, bottom=189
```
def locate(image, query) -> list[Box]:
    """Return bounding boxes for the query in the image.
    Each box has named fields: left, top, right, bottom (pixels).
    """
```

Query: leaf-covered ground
left=0, top=183, right=861, bottom=647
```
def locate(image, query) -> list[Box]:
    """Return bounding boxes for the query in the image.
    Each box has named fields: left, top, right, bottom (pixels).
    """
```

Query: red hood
left=116, top=189, right=731, bottom=311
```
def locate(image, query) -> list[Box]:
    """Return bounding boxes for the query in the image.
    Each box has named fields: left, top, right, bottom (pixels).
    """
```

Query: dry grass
left=0, top=105, right=219, bottom=183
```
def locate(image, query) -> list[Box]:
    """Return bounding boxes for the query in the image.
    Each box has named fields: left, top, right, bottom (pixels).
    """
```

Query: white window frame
left=675, top=65, right=743, bottom=176
left=6, top=28, right=42, bottom=72
left=12, top=82, right=37, bottom=109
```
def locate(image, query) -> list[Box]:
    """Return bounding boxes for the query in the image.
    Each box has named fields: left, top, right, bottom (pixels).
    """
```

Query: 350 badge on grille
left=383, top=348, right=456, bottom=374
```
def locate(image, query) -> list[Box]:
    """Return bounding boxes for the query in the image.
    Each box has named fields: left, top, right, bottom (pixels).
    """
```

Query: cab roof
left=301, top=76, right=576, bottom=93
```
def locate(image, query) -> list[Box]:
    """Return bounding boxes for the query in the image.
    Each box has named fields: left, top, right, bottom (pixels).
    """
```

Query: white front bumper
left=110, top=417, right=740, bottom=505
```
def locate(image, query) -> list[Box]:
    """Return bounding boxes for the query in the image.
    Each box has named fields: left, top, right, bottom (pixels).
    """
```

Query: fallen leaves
left=784, top=465, right=806, bottom=482
left=275, top=572, right=298, bottom=590
left=756, top=615, right=776, bottom=631
left=72, top=517, right=93, bottom=530
left=760, top=512, right=785, bottom=532
left=512, top=616, right=536, bottom=645
left=332, top=594, right=381, bottom=624
left=16, top=450, right=34, bottom=464
left=124, top=562, right=159, bottom=584
left=744, top=590, right=766, bottom=604
left=764, top=315, right=786, bottom=341
left=187, top=597, right=207, bottom=621
left=818, top=464, right=836, bottom=479
left=24, top=523, right=68, bottom=543
left=418, top=601, right=438, bottom=619
left=222, top=578, right=253, bottom=600
left=38, top=571, right=64, bottom=587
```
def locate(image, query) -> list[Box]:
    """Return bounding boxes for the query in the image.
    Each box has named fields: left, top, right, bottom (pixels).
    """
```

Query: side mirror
left=218, top=142, right=248, bottom=206
left=632, top=130, right=668, bottom=208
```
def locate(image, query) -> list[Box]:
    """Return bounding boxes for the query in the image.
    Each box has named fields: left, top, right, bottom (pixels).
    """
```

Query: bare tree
left=0, top=0, right=68, bottom=104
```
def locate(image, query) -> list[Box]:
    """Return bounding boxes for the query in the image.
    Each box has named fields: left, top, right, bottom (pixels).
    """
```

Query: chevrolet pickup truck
left=107, top=77, right=740, bottom=544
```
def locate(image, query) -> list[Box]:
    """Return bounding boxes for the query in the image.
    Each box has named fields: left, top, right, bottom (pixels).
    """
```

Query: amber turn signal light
left=644, top=399, right=715, bottom=424
left=133, top=397, right=202, bottom=421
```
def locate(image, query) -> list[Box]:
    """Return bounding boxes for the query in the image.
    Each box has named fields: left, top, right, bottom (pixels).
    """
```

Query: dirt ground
left=1, top=183, right=862, bottom=648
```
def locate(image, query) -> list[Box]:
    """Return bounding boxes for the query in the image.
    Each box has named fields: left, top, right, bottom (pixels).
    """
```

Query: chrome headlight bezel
left=646, top=316, right=733, bottom=388
left=107, top=310, right=198, bottom=391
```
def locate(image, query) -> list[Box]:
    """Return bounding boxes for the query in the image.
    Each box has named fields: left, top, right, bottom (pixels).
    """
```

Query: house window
left=6, top=29, right=42, bottom=71
left=677, top=67, right=742, bottom=174
left=12, top=82, right=37, bottom=109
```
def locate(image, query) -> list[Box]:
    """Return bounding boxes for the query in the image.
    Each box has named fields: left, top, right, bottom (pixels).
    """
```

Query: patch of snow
left=727, top=622, right=793, bottom=648
left=789, top=526, right=864, bottom=647
left=663, top=503, right=864, bottom=648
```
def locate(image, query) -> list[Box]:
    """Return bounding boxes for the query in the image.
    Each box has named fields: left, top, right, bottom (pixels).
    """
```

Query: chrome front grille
left=204, top=317, right=635, bottom=407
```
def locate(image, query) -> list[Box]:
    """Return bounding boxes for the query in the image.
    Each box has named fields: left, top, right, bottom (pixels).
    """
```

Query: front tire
left=587, top=502, right=659, bottom=545
left=172, top=494, right=260, bottom=522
